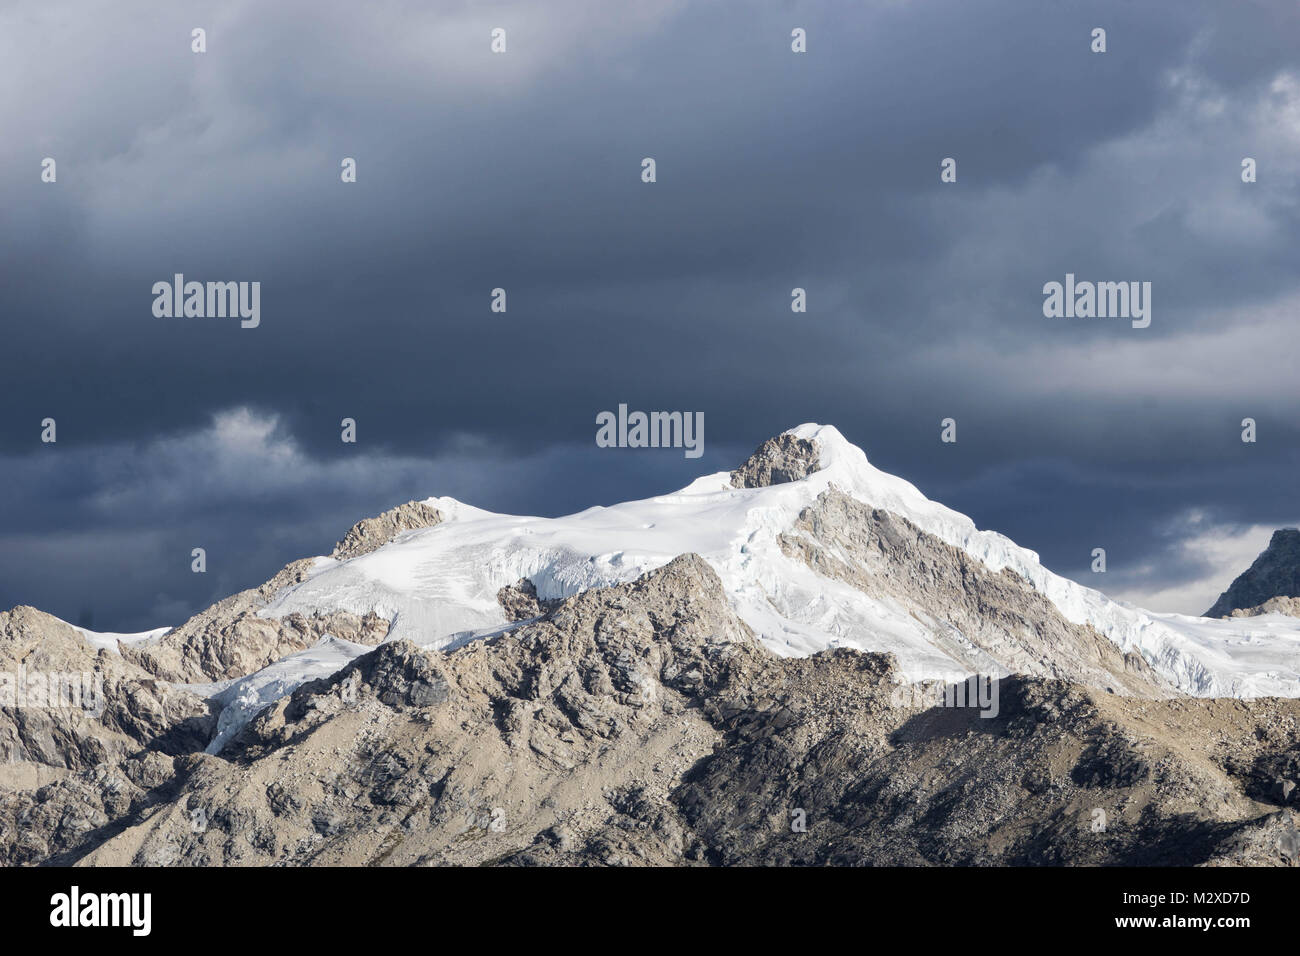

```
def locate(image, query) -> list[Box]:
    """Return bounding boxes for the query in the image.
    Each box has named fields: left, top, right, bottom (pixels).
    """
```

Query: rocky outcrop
left=496, top=579, right=560, bottom=622
left=331, top=501, right=443, bottom=560
left=1227, top=596, right=1300, bottom=619
left=730, top=434, right=820, bottom=488
left=1207, top=529, right=1300, bottom=618
left=6, top=557, right=1296, bottom=868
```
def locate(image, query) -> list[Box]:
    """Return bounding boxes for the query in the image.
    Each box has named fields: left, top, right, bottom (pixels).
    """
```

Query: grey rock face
left=1207, top=528, right=1300, bottom=618
left=0, top=606, right=214, bottom=776
left=332, top=500, right=443, bottom=560
left=778, top=489, right=1169, bottom=697
left=730, top=434, right=820, bottom=488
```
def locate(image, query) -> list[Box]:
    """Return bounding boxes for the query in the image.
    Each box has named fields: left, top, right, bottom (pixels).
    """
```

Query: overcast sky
left=2, top=0, right=1298, bottom=631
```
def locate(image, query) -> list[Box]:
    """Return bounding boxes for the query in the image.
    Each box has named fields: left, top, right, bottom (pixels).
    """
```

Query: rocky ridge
left=730, top=434, right=820, bottom=488
left=2, top=556, right=1296, bottom=867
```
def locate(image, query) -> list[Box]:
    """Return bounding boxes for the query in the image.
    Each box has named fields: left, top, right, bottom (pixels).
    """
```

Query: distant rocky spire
left=1205, top=528, right=1300, bottom=618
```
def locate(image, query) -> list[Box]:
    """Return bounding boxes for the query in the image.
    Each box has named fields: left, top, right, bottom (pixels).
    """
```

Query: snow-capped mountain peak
left=247, top=424, right=1300, bottom=711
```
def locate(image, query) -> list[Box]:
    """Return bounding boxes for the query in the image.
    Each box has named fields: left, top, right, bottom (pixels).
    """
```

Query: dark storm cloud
left=1, top=0, right=1298, bottom=626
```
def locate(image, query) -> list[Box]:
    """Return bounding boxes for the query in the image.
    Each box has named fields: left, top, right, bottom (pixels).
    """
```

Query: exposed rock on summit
left=730, top=434, right=820, bottom=488
left=332, top=500, right=443, bottom=560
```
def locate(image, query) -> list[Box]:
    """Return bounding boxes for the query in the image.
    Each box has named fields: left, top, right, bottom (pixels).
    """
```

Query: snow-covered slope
left=71, top=624, right=171, bottom=654
left=203, top=635, right=372, bottom=754
left=252, top=424, right=1300, bottom=704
